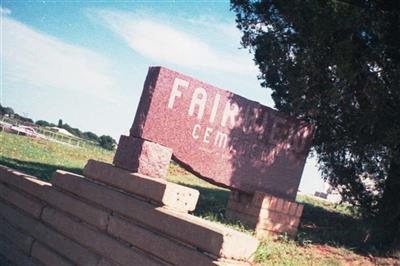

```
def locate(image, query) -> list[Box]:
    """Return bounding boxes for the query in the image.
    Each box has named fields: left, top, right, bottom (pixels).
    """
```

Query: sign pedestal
left=225, top=191, right=304, bottom=238
left=113, top=135, right=172, bottom=179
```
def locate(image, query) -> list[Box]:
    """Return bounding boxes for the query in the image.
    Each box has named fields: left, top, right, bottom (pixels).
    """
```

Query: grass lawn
left=0, top=131, right=398, bottom=265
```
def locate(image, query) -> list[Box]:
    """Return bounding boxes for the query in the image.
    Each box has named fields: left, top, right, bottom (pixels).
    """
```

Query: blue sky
left=0, top=1, right=325, bottom=194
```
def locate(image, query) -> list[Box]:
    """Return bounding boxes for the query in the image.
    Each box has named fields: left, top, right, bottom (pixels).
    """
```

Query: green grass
left=253, top=235, right=344, bottom=266
left=0, top=131, right=113, bottom=181
left=1, top=131, right=398, bottom=266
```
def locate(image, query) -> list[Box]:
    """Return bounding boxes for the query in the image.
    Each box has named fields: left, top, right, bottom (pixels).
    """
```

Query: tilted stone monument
left=114, top=66, right=315, bottom=237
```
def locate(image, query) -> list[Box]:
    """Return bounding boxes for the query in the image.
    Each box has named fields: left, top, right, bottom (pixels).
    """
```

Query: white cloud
left=1, top=15, right=119, bottom=101
left=95, top=10, right=257, bottom=75
left=0, top=6, right=11, bottom=15
left=186, top=16, right=240, bottom=41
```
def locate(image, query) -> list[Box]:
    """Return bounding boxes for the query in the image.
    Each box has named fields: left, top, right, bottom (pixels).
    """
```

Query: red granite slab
left=130, top=67, right=315, bottom=200
left=113, top=135, right=172, bottom=179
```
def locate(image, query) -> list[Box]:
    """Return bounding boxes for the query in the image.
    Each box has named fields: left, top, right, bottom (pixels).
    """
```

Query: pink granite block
left=113, top=135, right=172, bottom=179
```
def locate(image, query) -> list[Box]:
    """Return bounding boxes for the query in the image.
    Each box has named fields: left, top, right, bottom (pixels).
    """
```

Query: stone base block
left=113, top=135, right=172, bottom=179
left=84, top=160, right=199, bottom=212
left=52, top=171, right=259, bottom=261
left=226, top=191, right=304, bottom=238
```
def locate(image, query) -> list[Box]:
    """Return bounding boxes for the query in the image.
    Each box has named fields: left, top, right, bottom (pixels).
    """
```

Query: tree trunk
left=378, top=152, right=400, bottom=247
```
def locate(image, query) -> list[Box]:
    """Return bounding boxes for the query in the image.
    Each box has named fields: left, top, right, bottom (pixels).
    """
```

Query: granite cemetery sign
left=115, top=66, right=315, bottom=200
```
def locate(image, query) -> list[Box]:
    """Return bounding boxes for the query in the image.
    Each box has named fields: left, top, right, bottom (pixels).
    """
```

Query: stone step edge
left=52, top=170, right=259, bottom=261
left=0, top=166, right=259, bottom=262
left=0, top=166, right=220, bottom=263
left=83, top=159, right=199, bottom=212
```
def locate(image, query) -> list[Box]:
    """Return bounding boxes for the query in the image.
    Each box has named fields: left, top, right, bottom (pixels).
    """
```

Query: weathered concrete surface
left=226, top=191, right=304, bottom=238
left=0, top=200, right=101, bottom=265
left=107, top=215, right=218, bottom=266
left=0, top=183, right=44, bottom=218
left=52, top=170, right=259, bottom=261
left=42, top=207, right=165, bottom=266
left=0, top=165, right=259, bottom=265
left=0, top=164, right=110, bottom=230
left=0, top=237, right=40, bottom=266
left=0, top=218, right=34, bottom=254
left=130, top=66, right=315, bottom=200
left=0, top=165, right=49, bottom=198
left=84, top=160, right=199, bottom=212
left=31, top=241, right=74, bottom=266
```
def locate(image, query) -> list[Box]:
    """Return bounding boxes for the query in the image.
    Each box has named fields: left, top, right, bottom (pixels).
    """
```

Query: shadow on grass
left=297, top=200, right=378, bottom=255
left=165, top=179, right=372, bottom=248
left=175, top=183, right=230, bottom=220
left=0, top=157, right=82, bottom=182
left=176, top=183, right=255, bottom=233
left=166, top=178, right=380, bottom=255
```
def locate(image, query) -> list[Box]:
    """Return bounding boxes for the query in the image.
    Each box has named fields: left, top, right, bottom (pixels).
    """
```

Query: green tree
left=13, top=114, right=33, bottom=124
left=82, top=131, right=100, bottom=143
left=0, top=104, right=15, bottom=116
left=231, top=0, right=399, bottom=248
left=35, top=120, right=56, bottom=127
left=58, top=119, right=63, bottom=128
left=98, top=135, right=116, bottom=150
left=61, top=123, right=83, bottom=138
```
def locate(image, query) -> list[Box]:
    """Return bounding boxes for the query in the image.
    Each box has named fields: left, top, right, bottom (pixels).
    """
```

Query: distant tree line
left=0, top=104, right=34, bottom=124
left=0, top=104, right=116, bottom=150
left=55, top=119, right=116, bottom=150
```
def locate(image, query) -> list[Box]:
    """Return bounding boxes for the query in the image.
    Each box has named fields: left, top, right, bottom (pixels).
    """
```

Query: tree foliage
left=35, top=120, right=56, bottom=127
left=82, top=131, right=100, bottom=143
left=98, top=135, right=117, bottom=150
left=0, top=104, right=33, bottom=124
left=0, top=104, right=15, bottom=116
left=231, top=0, right=399, bottom=245
left=57, top=121, right=116, bottom=149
